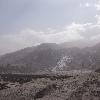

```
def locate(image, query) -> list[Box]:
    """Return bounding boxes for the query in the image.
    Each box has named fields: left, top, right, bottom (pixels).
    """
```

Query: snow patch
left=52, top=56, right=72, bottom=73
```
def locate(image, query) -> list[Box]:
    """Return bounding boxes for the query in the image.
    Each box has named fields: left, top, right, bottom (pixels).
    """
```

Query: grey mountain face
left=0, top=42, right=100, bottom=73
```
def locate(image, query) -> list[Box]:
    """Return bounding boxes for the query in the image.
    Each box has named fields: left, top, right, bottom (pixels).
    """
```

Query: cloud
left=1, top=0, right=100, bottom=55
left=80, top=0, right=100, bottom=11
left=85, top=2, right=91, bottom=7
left=78, top=0, right=100, bottom=40
left=95, top=15, right=100, bottom=24
left=0, top=23, right=85, bottom=55
left=95, top=0, right=100, bottom=11
left=1, top=18, right=100, bottom=55
left=47, top=28, right=57, bottom=34
left=19, top=23, right=85, bottom=44
left=80, top=2, right=92, bottom=8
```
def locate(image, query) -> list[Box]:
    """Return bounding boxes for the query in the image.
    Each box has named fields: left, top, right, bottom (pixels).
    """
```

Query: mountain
left=0, top=43, right=65, bottom=73
left=0, top=42, right=100, bottom=73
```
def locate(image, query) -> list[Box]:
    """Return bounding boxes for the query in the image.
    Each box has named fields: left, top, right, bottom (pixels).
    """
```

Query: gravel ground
left=0, top=72, right=100, bottom=100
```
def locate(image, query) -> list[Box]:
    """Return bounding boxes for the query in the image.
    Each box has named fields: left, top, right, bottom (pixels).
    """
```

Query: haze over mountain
left=60, top=39, right=99, bottom=49
left=0, top=0, right=100, bottom=73
left=0, top=42, right=100, bottom=74
left=0, top=0, right=100, bottom=56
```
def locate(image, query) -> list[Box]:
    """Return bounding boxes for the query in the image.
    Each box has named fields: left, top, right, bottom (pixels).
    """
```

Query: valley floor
left=0, top=72, right=100, bottom=100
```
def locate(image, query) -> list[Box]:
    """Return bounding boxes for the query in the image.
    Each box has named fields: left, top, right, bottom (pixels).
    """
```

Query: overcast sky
left=0, top=0, right=100, bottom=55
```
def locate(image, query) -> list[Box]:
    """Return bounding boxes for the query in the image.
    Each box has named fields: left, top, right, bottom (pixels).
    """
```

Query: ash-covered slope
left=0, top=42, right=100, bottom=73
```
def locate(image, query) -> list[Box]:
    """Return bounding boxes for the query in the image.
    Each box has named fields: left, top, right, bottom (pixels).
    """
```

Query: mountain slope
left=0, top=42, right=100, bottom=73
left=0, top=43, right=65, bottom=73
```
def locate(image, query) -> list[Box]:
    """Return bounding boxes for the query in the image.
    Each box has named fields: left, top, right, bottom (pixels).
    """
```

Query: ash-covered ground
left=0, top=71, right=100, bottom=100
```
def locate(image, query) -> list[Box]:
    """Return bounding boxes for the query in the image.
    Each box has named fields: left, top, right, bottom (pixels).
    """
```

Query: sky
left=0, top=0, right=100, bottom=55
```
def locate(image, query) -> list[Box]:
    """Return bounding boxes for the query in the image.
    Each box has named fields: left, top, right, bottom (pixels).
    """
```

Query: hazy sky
left=0, top=0, right=100, bottom=55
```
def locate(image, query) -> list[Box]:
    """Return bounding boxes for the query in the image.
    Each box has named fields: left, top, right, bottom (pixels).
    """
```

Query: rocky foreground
left=0, top=72, right=100, bottom=100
